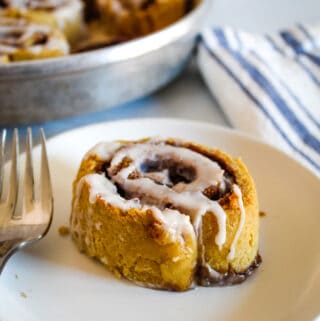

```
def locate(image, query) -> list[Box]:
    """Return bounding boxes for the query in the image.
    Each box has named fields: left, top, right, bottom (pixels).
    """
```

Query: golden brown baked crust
left=70, top=138, right=261, bottom=291
left=72, top=183, right=197, bottom=290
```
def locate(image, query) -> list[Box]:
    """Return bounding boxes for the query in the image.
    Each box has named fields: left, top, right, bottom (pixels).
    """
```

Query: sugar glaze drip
left=78, top=139, right=247, bottom=274
left=0, top=16, right=69, bottom=55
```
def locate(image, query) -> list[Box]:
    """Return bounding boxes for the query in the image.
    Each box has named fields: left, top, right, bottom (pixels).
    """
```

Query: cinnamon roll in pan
left=71, top=138, right=261, bottom=291
left=0, top=15, right=69, bottom=62
left=96, top=0, right=196, bottom=37
left=0, top=0, right=84, bottom=44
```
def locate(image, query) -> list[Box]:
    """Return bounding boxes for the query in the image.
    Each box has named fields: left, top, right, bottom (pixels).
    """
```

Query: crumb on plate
left=259, top=211, right=266, bottom=217
left=58, top=225, right=70, bottom=236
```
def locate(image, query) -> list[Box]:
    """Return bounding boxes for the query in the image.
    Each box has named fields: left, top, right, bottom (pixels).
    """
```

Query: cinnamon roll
left=71, top=138, right=261, bottom=291
left=94, top=0, right=198, bottom=37
left=0, top=0, right=84, bottom=44
left=0, top=15, right=69, bottom=61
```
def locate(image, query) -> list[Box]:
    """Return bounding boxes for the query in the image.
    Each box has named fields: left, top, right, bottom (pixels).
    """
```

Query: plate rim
left=45, top=117, right=319, bottom=182
left=1, top=117, right=320, bottom=321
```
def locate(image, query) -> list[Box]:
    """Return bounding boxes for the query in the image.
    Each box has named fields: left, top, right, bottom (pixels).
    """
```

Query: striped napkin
left=198, top=25, right=320, bottom=177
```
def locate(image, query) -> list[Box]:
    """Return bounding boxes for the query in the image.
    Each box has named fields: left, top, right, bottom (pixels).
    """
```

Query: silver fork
left=0, top=128, right=53, bottom=274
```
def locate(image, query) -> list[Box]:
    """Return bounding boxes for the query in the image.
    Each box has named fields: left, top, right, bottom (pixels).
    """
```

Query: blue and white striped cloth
left=198, top=25, right=320, bottom=176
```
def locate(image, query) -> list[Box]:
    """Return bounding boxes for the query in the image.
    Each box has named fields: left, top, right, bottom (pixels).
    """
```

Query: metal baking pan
left=0, top=0, right=211, bottom=125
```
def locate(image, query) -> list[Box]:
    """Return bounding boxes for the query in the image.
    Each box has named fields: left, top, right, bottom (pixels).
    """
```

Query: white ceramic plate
left=1, top=118, right=319, bottom=321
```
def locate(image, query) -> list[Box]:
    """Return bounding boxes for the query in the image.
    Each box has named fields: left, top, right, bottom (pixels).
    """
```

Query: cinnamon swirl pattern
left=0, top=0, right=199, bottom=60
left=0, top=0, right=84, bottom=44
left=0, top=15, right=69, bottom=62
left=71, top=138, right=261, bottom=291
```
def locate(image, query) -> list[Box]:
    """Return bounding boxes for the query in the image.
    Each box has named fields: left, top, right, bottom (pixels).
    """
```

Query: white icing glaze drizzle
left=0, top=16, right=69, bottom=55
left=109, top=143, right=227, bottom=248
left=84, top=173, right=140, bottom=209
left=76, top=140, right=247, bottom=277
left=0, top=0, right=84, bottom=34
left=113, top=176, right=227, bottom=249
left=227, top=184, right=246, bottom=260
left=79, top=173, right=195, bottom=245
left=110, top=143, right=224, bottom=192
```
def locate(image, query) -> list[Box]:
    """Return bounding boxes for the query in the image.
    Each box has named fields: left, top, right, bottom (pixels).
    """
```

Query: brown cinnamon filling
left=140, top=158, right=196, bottom=186
left=0, top=27, right=49, bottom=48
left=104, top=142, right=236, bottom=205
left=184, top=0, right=195, bottom=13
left=139, top=0, right=155, bottom=10
left=198, top=254, right=262, bottom=286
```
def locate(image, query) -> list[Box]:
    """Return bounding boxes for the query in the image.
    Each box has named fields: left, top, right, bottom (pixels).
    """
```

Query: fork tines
left=0, top=128, right=53, bottom=274
left=0, top=128, right=53, bottom=221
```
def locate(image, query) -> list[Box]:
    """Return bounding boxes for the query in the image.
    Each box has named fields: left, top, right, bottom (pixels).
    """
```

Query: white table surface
left=7, top=0, right=320, bottom=141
